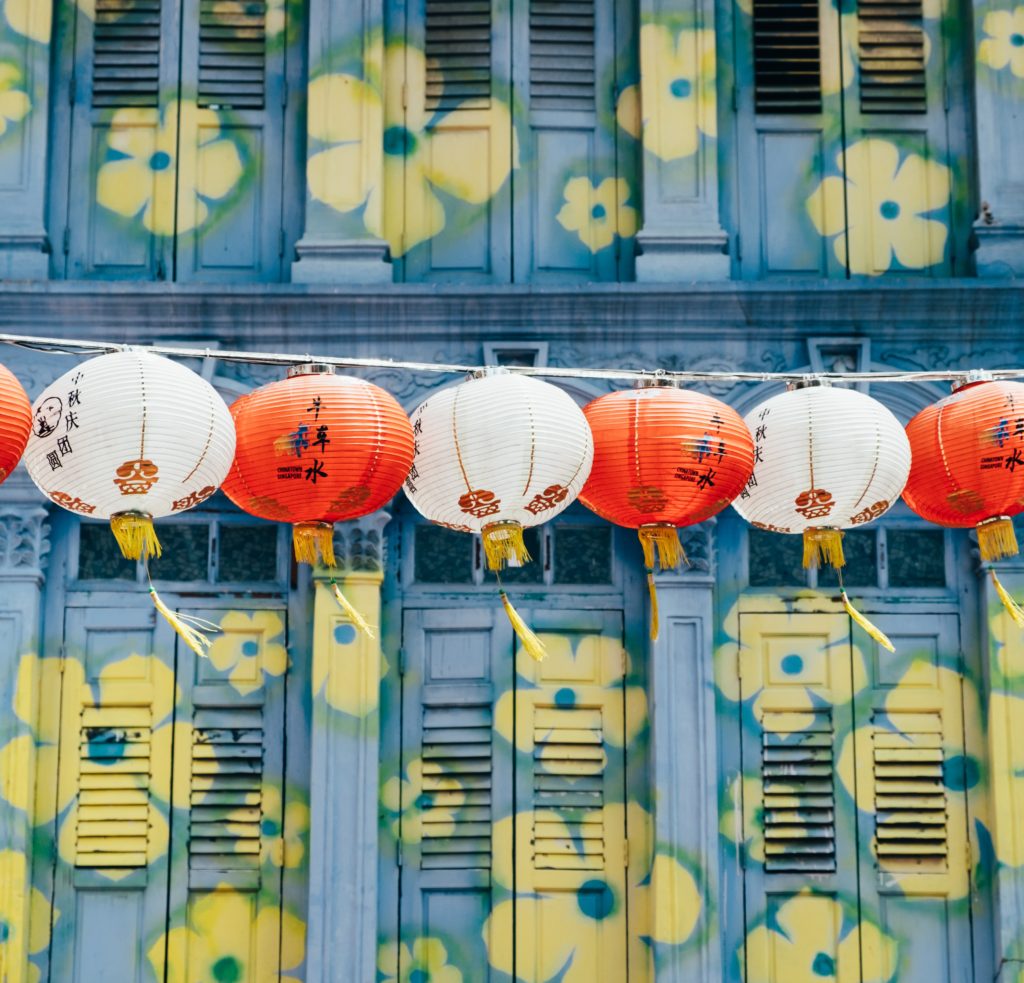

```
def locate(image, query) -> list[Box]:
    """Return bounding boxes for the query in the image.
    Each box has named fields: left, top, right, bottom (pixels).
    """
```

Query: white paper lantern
left=732, top=382, right=911, bottom=568
left=24, top=350, right=235, bottom=560
left=405, top=370, right=594, bottom=569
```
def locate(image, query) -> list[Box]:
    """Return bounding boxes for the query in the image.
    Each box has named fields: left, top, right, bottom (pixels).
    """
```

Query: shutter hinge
left=281, top=79, right=289, bottom=108
left=735, top=233, right=742, bottom=262
left=69, top=74, right=76, bottom=106
left=731, top=84, right=738, bottom=113
left=943, top=79, right=950, bottom=112
left=278, top=228, right=286, bottom=257
left=620, top=646, right=627, bottom=679
left=736, top=648, right=743, bottom=681
left=396, top=839, right=404, bottom=867
left=62, top=227, right=70, bottom=255
left=622, top=838, right=629, bottom=867
left=402, top=82, right=409, bottom=109
left=398, top=648, right=406, bottom=676
left=58, top=642, right=67, bottom=673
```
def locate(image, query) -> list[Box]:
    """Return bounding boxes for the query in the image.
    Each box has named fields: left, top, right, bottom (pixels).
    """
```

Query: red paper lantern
left=0, top=362, right=31, bottom=486
left=221, top=364, right=414, bottom=578
left=904, top=378, right=1024, bottom=562
left=579, top=385, right=755, bottom=635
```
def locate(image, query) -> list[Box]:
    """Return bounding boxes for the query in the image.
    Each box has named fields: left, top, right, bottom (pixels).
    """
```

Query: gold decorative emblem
left=752, top=520, right=790, bottom=533
left=947, top=488, right=984, bottom=514
left=627, top=485, right=668, bottom=514
left=114, top=458, right=160, bottom=496
left=50, top=491, right=96, bottom=515
left=172, top=485, right=216, bottom=512
left=247, top=495, right=291, bottom=519
left=327, top=485, right=371, bottom=514
left=849, top=500, right=889, bottom=525
left=524, top=484, right=569, bottom=516
left=794, top=487, right=834, bottom=519
left=459, top=488, right=501, bottom=518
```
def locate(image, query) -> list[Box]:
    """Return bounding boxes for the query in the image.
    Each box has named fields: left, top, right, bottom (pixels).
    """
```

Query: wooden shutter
left=857, top=0, right=927, bottom=113
left=751, top=0, right=823, bottom=113
left=425, top=0, right=491, bottom=111
left=76, top=704, right=152, bottom=870
left=528, top=0, right=595, bottom=111
left=198, top=0, right=266, bottom=109
left=761, top=709, right=836, bottom=873
left=189, top=706, right=264, bottom=888
left=420, top=703, right=493, bottom=870
left=91, top=0, right=162, bottom=108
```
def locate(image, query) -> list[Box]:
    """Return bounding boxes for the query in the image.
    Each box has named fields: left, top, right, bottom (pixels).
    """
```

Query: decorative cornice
left=321, top=511, right=391, bottom=576
left=0, top=507, right=50, bottom=580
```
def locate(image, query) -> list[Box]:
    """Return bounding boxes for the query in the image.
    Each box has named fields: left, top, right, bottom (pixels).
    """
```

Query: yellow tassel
left=638, top=524, right=688, bottom=572
left=482, top=521, right=532, bottom=572
left=647, top=572, right=660, bottom=642
left=977, top=516, right=1019, bottom=563
left=148, top=586, right=214, bottom=659
left=293, top=521, right=336, bottom=567
left=841, top=590, right=895, bottom=653
left=330, top=579, right=376, bottom=639
left=990, top=569, right=1024, bottom=627
left=111, top=512, right=161, bottom=561
left=500, top=591, right=547, bottom=661
left=803, top=527, right=845, bottom=569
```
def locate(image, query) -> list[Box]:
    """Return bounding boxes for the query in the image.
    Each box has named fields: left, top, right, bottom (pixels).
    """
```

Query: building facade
left=0, top=0, right=1023, bottom=980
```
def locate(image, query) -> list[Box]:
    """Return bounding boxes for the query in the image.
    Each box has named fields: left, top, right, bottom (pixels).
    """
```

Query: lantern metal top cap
left=472, top=365, right=512, bottom=379
left=951, top=369, right=992, bottom=392
left=288, top=362, right=336, bottom=378
left=636, top=370, right=676, bottom=389
left=787, top=376, right=831, bottom=391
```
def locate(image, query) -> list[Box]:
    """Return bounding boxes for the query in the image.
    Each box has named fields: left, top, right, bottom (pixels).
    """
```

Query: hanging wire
left=0, top=331, right=1020, bottom=387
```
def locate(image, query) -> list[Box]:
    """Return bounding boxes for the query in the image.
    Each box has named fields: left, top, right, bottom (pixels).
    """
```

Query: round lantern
left=731, top=382, right=912, bottom=651
left=0, top=361, right=32, bottom=486
left=23, top=350, right=235, bottom=655
left=220, top=364, right=414, bottom=635
left=404, top=369, right=594, bottom=658
left=579, top=384, right=755, bottom=638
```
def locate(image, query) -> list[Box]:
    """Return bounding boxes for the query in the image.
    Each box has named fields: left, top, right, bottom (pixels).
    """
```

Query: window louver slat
left=199, top=0, right=266, bottom=109
left=529, top=0, right=595, bottom=112
left=76, top=706, right=152, bottom=868
left=762, top=710, right=836, bottom=872
left=858, top=0, right=927, bottom=113
left=91, top=0, right=162, bottom=108
left=189, top=707, right=263, bottom=885
left=873, top=715, right=948, bottom=871
left=533, top=706, right=605, bottom=871
left=420, top=704, right=492, bottom=869
left=426, top=0, right=491, bottom=111
left=752, top=0, right=823, bottom=114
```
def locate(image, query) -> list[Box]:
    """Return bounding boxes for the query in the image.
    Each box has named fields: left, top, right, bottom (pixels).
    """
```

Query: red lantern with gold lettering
left=579, top=384, right=754, bottom=637
left=221, top=365, right=414, bottom=634
left=0, top=362, right=31, bottom=485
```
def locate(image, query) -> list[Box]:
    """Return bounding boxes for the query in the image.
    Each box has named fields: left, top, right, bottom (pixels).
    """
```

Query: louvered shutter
left=528, top=0, right=595, bottom=112
left=751, top=0, right=823, bottom=114
left=198, top=0, right=266, bottom=109
left=857, top=0, right=927, bottom=113
left=425, top=0, right=492, bottom=111
left=91, top=0, right=163, bottom=109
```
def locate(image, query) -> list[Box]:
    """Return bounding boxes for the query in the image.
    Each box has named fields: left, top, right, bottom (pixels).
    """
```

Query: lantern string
left=838, top=567, right=896, bottom=653
left=328, top=577, right=376, bottom=639
left=989, top=570, right=1024, bottom=627
left=2, top=331, right=1023, bottom=387
left=495, top=575, right=547, bottom=661
left=146, top=581, right=217, bottom=659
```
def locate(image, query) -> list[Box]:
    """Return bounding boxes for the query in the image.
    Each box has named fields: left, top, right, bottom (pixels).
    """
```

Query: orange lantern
left=0, top=362, right=31, bottom=485
left=904, top=377, right=1024, bottom=621
left=221, top=364, right=414, bottom=634
left=579, top=384, right=755, bottom=638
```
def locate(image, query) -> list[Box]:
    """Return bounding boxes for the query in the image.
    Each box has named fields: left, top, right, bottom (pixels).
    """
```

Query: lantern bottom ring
left=481, top=520, right=531, bottom=572
left=802, top=526, right=845, bottom=570
left=111, top=510, right=162, bottom=562
left=637, top=523, right=687, bottom=572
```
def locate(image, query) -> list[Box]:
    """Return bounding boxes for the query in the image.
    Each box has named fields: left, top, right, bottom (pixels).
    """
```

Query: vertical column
left=0, top=494, right=50, bottom=983
left=305, top=512, right=390, bottom=983
left=629, top=0, right=729, bottom=280
left=972, top=0, right=1024, bottom=276
left=291, top=0, right=391, bottom=282
left=983, top=560, right=1024, bottom=979
left=0, top=1, right=52, bottom=277
left=648, top=521, right=722, bottom=981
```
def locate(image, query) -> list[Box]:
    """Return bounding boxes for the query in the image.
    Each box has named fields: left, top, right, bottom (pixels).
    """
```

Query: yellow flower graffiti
left=744, top=892, right=897, bottom=983
left=207, top=610, right=288, bottom=696
left=806, top=138, right=952, bottom=275
left=484, top=804, right=701, bottom=982
left=1, top=0, right=50, bottom=42
left=720, top=773, right=765, bottom=863
left=556, top=177, right=638, bottom=253
left=0, top=63, right=30, bottom=139
left=96, top=101, right=243, bottom=236
left=0, top=850, right=56, bottom=983
left=213, top=0, right=286, bottom=39
left=307, top=43, right=518, bottom=256
left=381, top=757, right=464, bottom=843
left=148, top=891, right=306, bottom=983
left=616, top=25, right=716, bottom=160
left=377, top=937, right=463, bottom=983
left=984, top=691, right=1024, bottom=867
left=259, top=783, right=309, bottom=868
left=979, top=6, right=1024, bottom=77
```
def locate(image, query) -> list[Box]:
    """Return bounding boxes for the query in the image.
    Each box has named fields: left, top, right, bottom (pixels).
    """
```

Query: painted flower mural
left=0, top=62, right=29, bottom=139
left=148, top=891, right=306, bottom=983
left=259, top=783, right=310, bottom=868
left=306, top=42, right=518, bottom=257
left=978, top=6, right=1024, bottom=77
left=377, top=937, right=463, bottom=983
left=213, top=0, right=286, bottom=39
left=616, top=25, right=716, bottom=160
left=806, top=138, right=952, bottom=274
left=381, top=757, right=464, bottom=844
left=1, top=0, right=50, bottom=42
left=0, top=850, right=57, bottom=983
left=744, top=892, right=897, bottom=983
left=96, top=101, right=244, bottom=236
left=556, top=177, right=638, bottom=253
left=207, top=610, right=288, bottom=696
